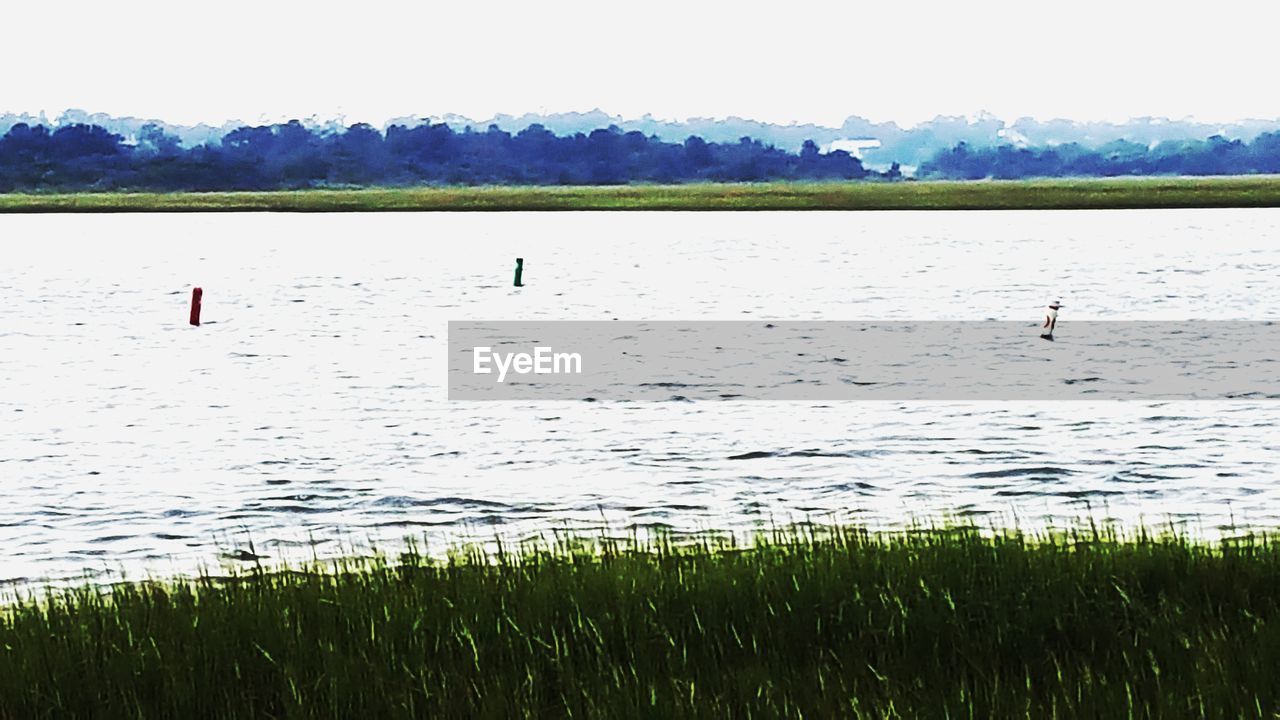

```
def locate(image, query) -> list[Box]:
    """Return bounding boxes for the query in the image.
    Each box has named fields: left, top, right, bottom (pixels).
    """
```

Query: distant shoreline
left=6, top=176, right=1280, bottom=212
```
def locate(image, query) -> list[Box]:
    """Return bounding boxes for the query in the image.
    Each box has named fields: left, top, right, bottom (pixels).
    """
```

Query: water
left=2, top=209, right=1279, bottom=584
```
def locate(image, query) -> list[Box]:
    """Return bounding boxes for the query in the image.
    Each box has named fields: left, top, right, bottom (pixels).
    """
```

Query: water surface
left=2, top=210, right=1278, bottom=583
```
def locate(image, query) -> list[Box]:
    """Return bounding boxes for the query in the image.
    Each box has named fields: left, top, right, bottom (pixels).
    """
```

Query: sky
left=6, top=0, right=1278, bottom=128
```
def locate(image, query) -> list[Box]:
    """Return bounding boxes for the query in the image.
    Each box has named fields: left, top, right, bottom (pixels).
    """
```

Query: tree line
left=0, top=121, right=875, bottom=192
left=6, top=118, right=1280, bottom=190
left=919, top=134, right=1280, bottom=179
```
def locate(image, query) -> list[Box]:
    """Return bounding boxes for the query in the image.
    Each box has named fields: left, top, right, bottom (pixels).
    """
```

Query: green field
left=3, top=525, right=1279, bottom=718
left=5, top=176, right=1280, bottom=212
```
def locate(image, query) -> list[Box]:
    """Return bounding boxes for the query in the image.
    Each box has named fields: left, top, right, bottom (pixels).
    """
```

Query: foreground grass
left=3, top=526, right=1280, bottom=718
left=5, top=176, right=1280, bottom=212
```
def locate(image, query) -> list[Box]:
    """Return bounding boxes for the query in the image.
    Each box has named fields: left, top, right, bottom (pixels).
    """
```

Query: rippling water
left=2, top=210, right=1279, bottom=583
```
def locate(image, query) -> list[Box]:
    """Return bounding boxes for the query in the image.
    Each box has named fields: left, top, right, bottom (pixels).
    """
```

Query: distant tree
left=683, top=136, right=713, bottom=172
left=136, top=124, right=182, bottom=157
left=328, top=123, right=388, bottom=185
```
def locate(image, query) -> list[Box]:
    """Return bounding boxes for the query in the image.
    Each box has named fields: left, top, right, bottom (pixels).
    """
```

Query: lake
left=3, top=209, right=1279, bottom=583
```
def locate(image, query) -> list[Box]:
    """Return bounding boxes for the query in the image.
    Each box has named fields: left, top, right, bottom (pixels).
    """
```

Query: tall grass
left=4, top=177, right=1280, bottom=212
left=3, top=525, right=1279, bottom=718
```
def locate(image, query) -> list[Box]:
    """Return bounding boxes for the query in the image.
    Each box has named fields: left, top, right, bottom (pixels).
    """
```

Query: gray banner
left=448, top=321, right=1280, bottom=401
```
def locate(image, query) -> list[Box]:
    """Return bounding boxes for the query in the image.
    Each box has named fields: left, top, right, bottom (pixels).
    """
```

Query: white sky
left=6, top=0, right=1277, bottom=128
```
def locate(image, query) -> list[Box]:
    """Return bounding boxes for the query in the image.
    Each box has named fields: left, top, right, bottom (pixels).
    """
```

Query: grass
left=5, top=176, right=1280, bottom=212
left=2, top=525, right=1280, bottom=718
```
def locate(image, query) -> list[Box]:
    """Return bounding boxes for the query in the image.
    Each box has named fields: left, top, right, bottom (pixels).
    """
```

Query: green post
left=514, top=258, right=524, bottom=287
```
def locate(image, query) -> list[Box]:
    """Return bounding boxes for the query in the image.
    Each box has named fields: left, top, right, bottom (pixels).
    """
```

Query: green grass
left=3, top=525, right=1280, bottom=718
left=5, top=176, right=1280, bottom=212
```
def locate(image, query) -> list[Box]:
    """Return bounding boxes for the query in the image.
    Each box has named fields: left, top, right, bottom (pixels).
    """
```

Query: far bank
left=5, top=176, right=1280, bottom=212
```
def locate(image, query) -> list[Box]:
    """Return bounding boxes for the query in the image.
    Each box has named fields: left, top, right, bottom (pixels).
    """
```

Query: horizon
left=7, top=107, right=1280, bottom=134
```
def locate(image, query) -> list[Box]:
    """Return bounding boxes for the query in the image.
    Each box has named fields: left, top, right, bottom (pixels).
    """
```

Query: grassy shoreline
left=5, top=176, right=1280, bottom=212
left=3, top=525, right=1279, bottom=718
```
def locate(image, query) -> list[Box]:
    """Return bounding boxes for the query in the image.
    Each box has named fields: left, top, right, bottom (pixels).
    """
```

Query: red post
left=190, top=287, right=203, bottom=326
